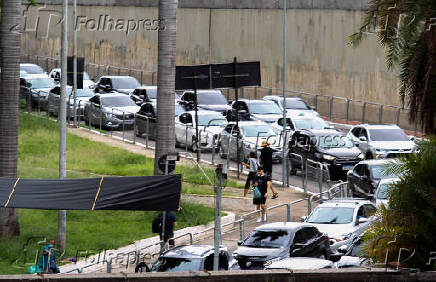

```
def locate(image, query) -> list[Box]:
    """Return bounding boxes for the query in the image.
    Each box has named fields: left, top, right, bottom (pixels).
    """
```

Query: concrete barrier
left=1, top=269, right=435, bottom=281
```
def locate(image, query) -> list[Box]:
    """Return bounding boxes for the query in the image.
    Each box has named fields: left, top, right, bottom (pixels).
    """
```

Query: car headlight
left=105, top=112, right=115, bottom=118
left=323, top=154, right=336, bottom=161
left=358, top=153, right=364, bottom=159
left=375, top=147, right=386, bottom=152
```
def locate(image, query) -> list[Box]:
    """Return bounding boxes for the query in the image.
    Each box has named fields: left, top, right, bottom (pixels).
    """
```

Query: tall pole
left=72, top=0, right=78, bottom=126
left=160, top=159, right=169, bottom=254
left=213, top=164, right=223, bottom=271
left=282, top=0, right=288, bottom=187
left=233, top=57, right=240, bottom=179
left=193, top=75, right=200, bottom=163
left=58, top=0, right=68, bottom=251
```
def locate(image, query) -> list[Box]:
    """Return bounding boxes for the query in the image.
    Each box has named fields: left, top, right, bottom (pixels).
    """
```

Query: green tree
left=363, top=137, right=436, bottom=269
left=350, top=0, right=436, bottom=134
left=0, top=0, right=21, bottom=238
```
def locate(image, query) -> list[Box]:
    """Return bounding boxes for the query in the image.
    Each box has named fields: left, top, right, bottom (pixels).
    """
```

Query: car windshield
left=111, top=77, right=140, bottom=89
left=369, top=128, right=410, bottom=141
left=306, top=207, right=355, bottom=224
left=151, top=257, right=203, bottom=272
left=370, top=165, right=398, bottom=179
left=145, top=88, right=158, bottom=99
left=20, top=64, right=44, bottom=74
left=175, top=104, right=184, bottom=116
left=314, top=135, right=354, bottom=148
left=27, top=78, right=56, bottom=89
left=243, top=229, right=290, bottom=248
left=76, top=88, right=94, bottom=97
left=101, top=96, right=137, bottom=107
left=377, top=183, right=394, bottom=200
left=248, top=102, right=281, bottom=114
left=198, top=114, right=227, bottom=126
left=196, top=91, right=227, bottom=105
left=241, top=125, right=276, bottom=137
left=294, top=118, right=329, bottom=130
left=284, top=99, right=310, bottom=110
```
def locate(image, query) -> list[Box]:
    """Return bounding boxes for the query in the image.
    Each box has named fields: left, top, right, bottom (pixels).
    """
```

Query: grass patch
left=0, top=113, right=221, bottom=274
left=79, top=123, right=107, bottom=134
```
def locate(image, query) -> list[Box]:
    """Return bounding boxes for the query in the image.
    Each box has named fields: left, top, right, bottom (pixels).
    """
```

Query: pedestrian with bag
left=259, top=140, right=279, bottom=199
left=254, top=166, right=269, bottom=222
left=241, top=151, right=258, bottom=197
left=152, top=211, right=177, bottom=248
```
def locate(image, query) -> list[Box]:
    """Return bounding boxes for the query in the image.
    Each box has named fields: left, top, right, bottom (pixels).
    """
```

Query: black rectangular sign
left=67, top=56, right=85, bottom=89
left=211, top=61, right=261, bottom=89
left=175, top=65, right=211, bottom=90
left=175, top=61, right=261, bottom=90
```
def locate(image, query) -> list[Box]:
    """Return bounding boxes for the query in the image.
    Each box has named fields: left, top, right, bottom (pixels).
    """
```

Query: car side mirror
left=105, top=84, right=112, bottom=91
left=358, top=217, right=368, bottom=225
left=409, top=135, right=415, bottom=141
left=358, top=136, right=367, bottom=142
left=26, top=82, right=32, bottom=88
left=338, top=245, right=348, bottom=254
left=300, top=216, right=307, bottom=222
left=354, top=142, right=360, bottom=147
left=89, top=84, right=95, bottom=89
left=310, top=106, right=316, bottom=110
left=237, top=240, right=243, bottom=246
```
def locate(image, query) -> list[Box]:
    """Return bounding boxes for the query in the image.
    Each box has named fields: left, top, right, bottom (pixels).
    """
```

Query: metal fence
left=21, top=53, right=422, bottom=136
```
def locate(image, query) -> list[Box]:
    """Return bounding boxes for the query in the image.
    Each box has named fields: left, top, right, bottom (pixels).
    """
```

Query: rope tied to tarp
left=4, top=178, right=20, bottom=207
left=91, top=176, right=104, bottom=210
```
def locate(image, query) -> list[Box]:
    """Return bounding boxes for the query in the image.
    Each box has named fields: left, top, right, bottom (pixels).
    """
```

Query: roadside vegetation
left=0, top=112, right=227, bottom=274
left=363, top=137, right=436, bottom=270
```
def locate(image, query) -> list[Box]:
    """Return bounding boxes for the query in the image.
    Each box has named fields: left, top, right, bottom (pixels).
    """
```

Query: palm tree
left=154, top=0, right=178, bottom=175
left=350, top=0, right=436, bottom=135
left=0, top=0, right=21, bottom=237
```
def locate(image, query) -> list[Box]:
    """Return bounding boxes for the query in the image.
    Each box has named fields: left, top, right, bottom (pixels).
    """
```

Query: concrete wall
left=20, top=2, right=400, bottom=105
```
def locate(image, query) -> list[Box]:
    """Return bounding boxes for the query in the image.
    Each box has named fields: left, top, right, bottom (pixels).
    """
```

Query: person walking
left=241, top=151, right=258, bottom=197
left=259, top=140, right=279, bottom=199
left=153, top=211, right=177, bottom=248
left=254, top=166, right=269, bottom=222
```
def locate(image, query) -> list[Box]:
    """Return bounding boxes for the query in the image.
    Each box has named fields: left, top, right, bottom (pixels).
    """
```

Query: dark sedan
left=233, top=222, right=330, bottom=270
left=288, top=129, right=364, bottom=181
left=347, top=159, right=399, bottom=198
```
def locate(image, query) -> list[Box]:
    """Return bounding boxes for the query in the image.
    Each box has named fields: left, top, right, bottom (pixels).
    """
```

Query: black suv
left=234, top=222, right=330, bottom=270
left=151, top=245, right=231, bottom=272
left=179, top=90, right=230, bottom=113
left=288, top=129, right=364, bottom=181
left=94, top=76, right=140, bottom=94
left=347, top=159, right=399, bottom=198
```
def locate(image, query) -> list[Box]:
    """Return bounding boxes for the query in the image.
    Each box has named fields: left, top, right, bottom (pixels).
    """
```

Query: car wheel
left=289, top=160, right=297, bottom=175
left=219, top=146, right=227, bottom=159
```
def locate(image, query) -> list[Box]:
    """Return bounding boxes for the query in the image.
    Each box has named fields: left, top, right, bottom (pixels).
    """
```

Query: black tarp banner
left=0, top=175, right=182, bottom=211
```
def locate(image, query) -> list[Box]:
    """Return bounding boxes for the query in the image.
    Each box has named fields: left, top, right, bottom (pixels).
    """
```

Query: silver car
left=374, top=178, right=399, bottom=209
left=174, top=110, right=227, bottom=152
left=270, top=113, right=332, bottom=136
left=84, top=93, right=140, bottom=129
left=19, top=74, right=55, bottom=110
left=262, top=95, right=320, bottom=117
left=219, top=120, right=283, bottom=162
left=302, top=199, right=377, bottom=258
left=347, top=124, right=417, bottom=159
left=48, top=86, right=94, bottom=118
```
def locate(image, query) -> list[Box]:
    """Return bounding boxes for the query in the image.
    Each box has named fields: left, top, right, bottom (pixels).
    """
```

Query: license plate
left=342, top=164, right=354, bottom=170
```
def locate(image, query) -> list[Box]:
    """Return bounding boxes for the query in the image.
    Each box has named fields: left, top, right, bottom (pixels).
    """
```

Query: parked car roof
left=254, top=222, right=314, bottom=231
left=315, top=199, right=374, bottom=208
left=160, top=245, right=227, bottom=259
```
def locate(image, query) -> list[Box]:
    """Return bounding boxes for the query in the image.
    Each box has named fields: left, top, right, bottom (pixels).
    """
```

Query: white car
left=265, top=257, right=334, bottom=270
left=227, top=99, right=283, bottom=124
left=48, top=68, right=95, bottom=89
left=219, top=120, right=283, bottom=162
left=175, top=110, right=227, bottom=152
left=303, top=199, right=377, bottom=258
left=270, top=113, right=332, bottom=135
left=347, top=124, right=417, bottom=159
left=374, top=178, right=399, bottom=209
left=263, top=95, right=320, bottom=117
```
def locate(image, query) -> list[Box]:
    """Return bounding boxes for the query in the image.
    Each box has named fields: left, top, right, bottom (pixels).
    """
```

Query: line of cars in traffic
left=20, top=63, right=408, bottom=272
